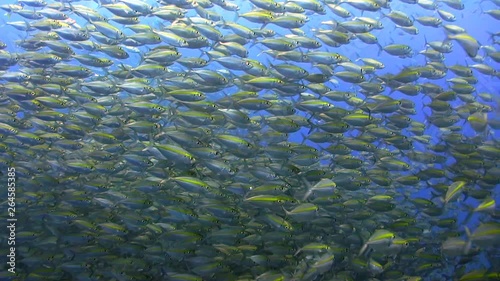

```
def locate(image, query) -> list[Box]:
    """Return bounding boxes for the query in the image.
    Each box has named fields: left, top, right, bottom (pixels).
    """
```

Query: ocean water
left=0, top=0, right=499, bottom=280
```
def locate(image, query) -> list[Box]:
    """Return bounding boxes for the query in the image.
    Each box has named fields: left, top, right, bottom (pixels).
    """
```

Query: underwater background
left=0, top=0, right=499, bottom=280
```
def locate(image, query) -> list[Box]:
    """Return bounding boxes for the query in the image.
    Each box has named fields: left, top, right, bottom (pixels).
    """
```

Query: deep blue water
left=0, top=0, right=499, bottom=279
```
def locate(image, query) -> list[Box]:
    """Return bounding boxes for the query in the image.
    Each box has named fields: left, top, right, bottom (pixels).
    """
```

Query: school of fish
left=0, top=0, right=499, bottom=280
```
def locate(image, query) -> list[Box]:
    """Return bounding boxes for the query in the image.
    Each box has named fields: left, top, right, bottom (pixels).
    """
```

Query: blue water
left=0, top=0, right=499, bottom=279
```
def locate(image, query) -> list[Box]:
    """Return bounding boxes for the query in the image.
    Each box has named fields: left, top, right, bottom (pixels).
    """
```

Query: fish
left=359, top=229, right=396, bottom=256
left=446, top=33, right=481, bottom=57
left=0, top=0, right=498, bottom=280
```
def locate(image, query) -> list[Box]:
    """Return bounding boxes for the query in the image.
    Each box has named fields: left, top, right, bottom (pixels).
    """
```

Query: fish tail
left=306, top=114, right=317, bottom=135
left=67, top=2, right=76, bottom=14
left=358, top=244, right=368, bottom=256
left=443, top=30, right=453, bottom=45
left=265, top=57, right=275, bottom=69
left=377, top=43, right=383, bottom=56
left=301, top=176, right=314, bottom=201
left=462, top=211, right=474, bottom=227
left=138, top=50, right=146, bottom=64
left=257, top=49, right=271, bottom=57
left=232, top=10, right=239, bottom=23
left=464, top=226, right=472, bottom=255
left=300, top=132, right=308, bottom=145
left=281, top=205, right=290, bottom=218
left=487, top=31, right=497, bottom=43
